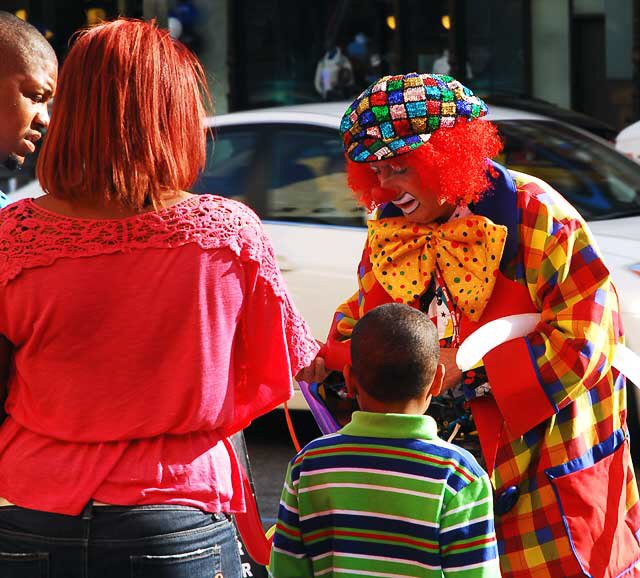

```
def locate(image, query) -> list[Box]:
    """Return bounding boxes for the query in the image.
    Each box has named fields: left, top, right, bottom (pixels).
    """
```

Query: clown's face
left=370, top=158, right=456, bottom=224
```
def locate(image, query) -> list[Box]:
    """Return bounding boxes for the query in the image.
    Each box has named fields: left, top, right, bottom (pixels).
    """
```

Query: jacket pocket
left=546, top=429, right=640, bottom=578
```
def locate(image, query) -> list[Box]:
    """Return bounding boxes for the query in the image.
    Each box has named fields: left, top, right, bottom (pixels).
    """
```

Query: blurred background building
left=1, top=0, right=638, bottom=129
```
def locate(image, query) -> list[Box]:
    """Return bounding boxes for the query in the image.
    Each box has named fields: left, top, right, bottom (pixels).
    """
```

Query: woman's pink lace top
left=0, top=195, right=318, bottom=515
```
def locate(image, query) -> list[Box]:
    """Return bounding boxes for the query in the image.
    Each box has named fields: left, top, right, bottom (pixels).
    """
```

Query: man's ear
left=429, top=363, right=445, bottom=397
left=344, top=364, right=357, bottom=399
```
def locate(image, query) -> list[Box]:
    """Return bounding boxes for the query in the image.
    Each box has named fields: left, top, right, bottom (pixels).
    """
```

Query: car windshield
left=495, top=120, right=640, bottom=221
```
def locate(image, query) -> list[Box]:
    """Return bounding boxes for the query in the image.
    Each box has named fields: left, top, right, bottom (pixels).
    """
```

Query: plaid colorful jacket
left=326, top=162, right=640, bottom=577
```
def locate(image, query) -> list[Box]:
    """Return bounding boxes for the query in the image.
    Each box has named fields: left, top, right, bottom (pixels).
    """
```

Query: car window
left=266, top=128, right=365, bottom=227
left=495, top=120, right=640, bottom=220
left=190, top=129, right=259, bottom=203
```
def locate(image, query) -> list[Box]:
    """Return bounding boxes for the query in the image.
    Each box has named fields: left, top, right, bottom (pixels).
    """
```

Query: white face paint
left=370, top=159, right=455, bottom=223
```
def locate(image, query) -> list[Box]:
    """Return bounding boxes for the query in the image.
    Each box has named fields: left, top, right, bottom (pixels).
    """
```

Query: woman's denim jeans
left=0, top=502, right=243, bottom=578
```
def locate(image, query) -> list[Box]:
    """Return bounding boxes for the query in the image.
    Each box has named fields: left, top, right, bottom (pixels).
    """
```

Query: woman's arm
left=0, top=335, right=11, bottom=420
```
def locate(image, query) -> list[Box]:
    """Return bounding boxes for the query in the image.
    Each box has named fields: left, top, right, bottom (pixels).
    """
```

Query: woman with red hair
left=0, top=18, right=317, bottom=577
left=296, top=73, right=640, bottom=577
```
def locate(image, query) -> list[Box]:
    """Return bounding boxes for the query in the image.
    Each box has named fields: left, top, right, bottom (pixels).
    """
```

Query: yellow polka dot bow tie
left=368, top=216, right=507, bottom=321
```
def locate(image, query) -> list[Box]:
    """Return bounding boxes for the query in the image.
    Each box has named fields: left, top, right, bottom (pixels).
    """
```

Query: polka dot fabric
left=368, top=216, right=507, bottom=321
left=341, top=72, right=488, bottom=163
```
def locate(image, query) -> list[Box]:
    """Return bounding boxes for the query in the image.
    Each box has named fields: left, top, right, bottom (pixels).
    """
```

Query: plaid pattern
left=326, top=168, right=640, bottom=577
left=340, top=73, right=488, bottom=162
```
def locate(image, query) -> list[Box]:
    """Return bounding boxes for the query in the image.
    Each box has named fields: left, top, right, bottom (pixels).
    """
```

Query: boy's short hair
left=350, top=303, right=440, bottom=402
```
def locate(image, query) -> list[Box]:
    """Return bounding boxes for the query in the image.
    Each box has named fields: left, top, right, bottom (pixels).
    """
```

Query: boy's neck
left=358, top=395, right=430, bottom=415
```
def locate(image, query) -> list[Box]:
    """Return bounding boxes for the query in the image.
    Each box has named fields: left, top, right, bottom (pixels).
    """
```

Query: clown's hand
left=439, top=347, right=463, bottom=393
left=295, top=343, right=329, bottom=384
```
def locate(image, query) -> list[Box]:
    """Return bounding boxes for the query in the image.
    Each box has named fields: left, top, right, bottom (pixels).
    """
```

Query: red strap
left=233, top=464, right=272, bottom=566
left=469, top=396, right=503, bottom=477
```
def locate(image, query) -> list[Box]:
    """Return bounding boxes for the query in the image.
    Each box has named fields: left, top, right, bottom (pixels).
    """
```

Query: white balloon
left=456, top=313, right=540, bottom=371
left=612, top=344, right=640, bottom=387
left=456, top=312, right=640, bottom=388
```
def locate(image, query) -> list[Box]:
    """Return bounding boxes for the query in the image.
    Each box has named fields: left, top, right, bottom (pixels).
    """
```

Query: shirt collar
left=339, top=411, right=439, bottom=440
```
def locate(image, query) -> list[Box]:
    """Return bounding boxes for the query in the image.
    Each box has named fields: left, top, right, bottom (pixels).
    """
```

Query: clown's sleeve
left=482, top=181, right=622, bottom=438
left=328, top=291, right=360, bottom=343
left=324, top=240, right=393, bottom=369
left=325, top=241, right=368, bottom=349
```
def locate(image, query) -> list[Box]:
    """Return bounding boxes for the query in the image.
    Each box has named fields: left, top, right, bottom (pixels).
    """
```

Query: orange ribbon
left=368, top=216, right=507, bottom=321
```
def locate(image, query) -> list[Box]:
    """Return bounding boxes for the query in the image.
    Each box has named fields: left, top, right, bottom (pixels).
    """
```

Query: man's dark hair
left=350, top=303, right=440, bottom=402
left=0, top=11, right=56, bottom=78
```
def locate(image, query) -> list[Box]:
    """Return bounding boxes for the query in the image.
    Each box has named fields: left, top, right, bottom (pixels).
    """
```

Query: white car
left=7, top=103, right=640, bottom=419
left=616, top=120, right=640, bottom=163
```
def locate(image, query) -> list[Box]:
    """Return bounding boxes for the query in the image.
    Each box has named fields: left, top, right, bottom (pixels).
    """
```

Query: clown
left=299, top=73, right=640, bottom=577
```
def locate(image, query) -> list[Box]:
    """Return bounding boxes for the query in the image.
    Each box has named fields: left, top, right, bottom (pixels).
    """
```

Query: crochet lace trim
left=0, top=195, right=318, bottom=370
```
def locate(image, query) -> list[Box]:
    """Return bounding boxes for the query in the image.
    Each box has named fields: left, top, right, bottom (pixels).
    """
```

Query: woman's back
left=0, top=18, right=318, bottom=576
left=0, top=194, right=316, bottom=514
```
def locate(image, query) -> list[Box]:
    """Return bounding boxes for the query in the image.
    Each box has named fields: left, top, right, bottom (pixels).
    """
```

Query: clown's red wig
left=346, top=120, right=503, bottom=211
left=38, top=18, right=212, bottom=210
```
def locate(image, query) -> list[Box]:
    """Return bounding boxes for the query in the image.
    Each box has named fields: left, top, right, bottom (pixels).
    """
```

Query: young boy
left=269, top=303, right=500, bottom=577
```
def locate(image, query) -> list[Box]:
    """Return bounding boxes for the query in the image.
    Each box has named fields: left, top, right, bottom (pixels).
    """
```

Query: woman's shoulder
left=182, top=194, right=270, bottom=259
left=0, top=195, right=272, bottom=287
left=190, top=194, right=263, bottom=231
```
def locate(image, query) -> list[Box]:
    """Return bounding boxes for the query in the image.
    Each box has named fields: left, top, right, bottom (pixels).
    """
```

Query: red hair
left=346, top=120, right=503, bottom=211
left=38, top=18, right=212, bottom=210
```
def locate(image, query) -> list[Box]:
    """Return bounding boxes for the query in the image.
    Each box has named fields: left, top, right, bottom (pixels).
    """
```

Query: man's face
left=0, top=57, right=57, bottom=169
left=370, top=158, right=456, bottom=224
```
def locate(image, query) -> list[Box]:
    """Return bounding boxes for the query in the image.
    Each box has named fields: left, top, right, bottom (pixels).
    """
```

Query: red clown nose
left=370, top=186, right=397, bottom=205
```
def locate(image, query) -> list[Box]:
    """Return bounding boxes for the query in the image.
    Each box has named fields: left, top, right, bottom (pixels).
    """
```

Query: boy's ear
left=343, top=364, right=357, bottom=399
left=429, top=363, right=445, bottom=397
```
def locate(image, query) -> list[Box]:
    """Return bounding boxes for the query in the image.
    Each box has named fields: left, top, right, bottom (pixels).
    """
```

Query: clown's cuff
left=483, top=336, right=555, bottom=437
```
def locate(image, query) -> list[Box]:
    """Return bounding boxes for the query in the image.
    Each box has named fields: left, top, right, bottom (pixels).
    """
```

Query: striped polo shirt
left=270, top=411, right=500, bottom=577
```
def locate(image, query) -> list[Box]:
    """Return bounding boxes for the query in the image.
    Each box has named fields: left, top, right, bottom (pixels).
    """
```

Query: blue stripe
left=301, top=454, right=469, bottom=492
left=277, top=504, right=300, bottom=528
left=303, top=433, right=484, bottom=473
left=305, top=536, right=442, bottom=565
left=440, top=519, right=495, bottom=547
left=442, top=545, right=499, bottom=569
left=545, top=428, right=626, bottom=478
left=273, top=532, right=306, bottom=555
left=614, top=371, right=626, bottom=392
left=526, top=338, right=561, bottom=413
left=300, top=512, right=439, bottom=541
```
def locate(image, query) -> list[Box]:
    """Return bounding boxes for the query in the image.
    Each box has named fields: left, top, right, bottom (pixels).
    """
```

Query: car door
left=260, top=125, right=367, bottom=341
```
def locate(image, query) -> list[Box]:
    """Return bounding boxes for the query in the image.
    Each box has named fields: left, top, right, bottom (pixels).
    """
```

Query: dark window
left=266, top=128, right=364, bottom=227
left=496, top=120, right=640, bottom=220
left=230, top=0, right=398, bottom=110
left=191, top=129, right=260, bottom=204
left=464, top=0, right=528, bottom=97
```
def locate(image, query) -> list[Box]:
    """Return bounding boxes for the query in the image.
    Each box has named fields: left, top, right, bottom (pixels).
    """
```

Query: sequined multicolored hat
left=340, top=73, right=488, bottom=162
